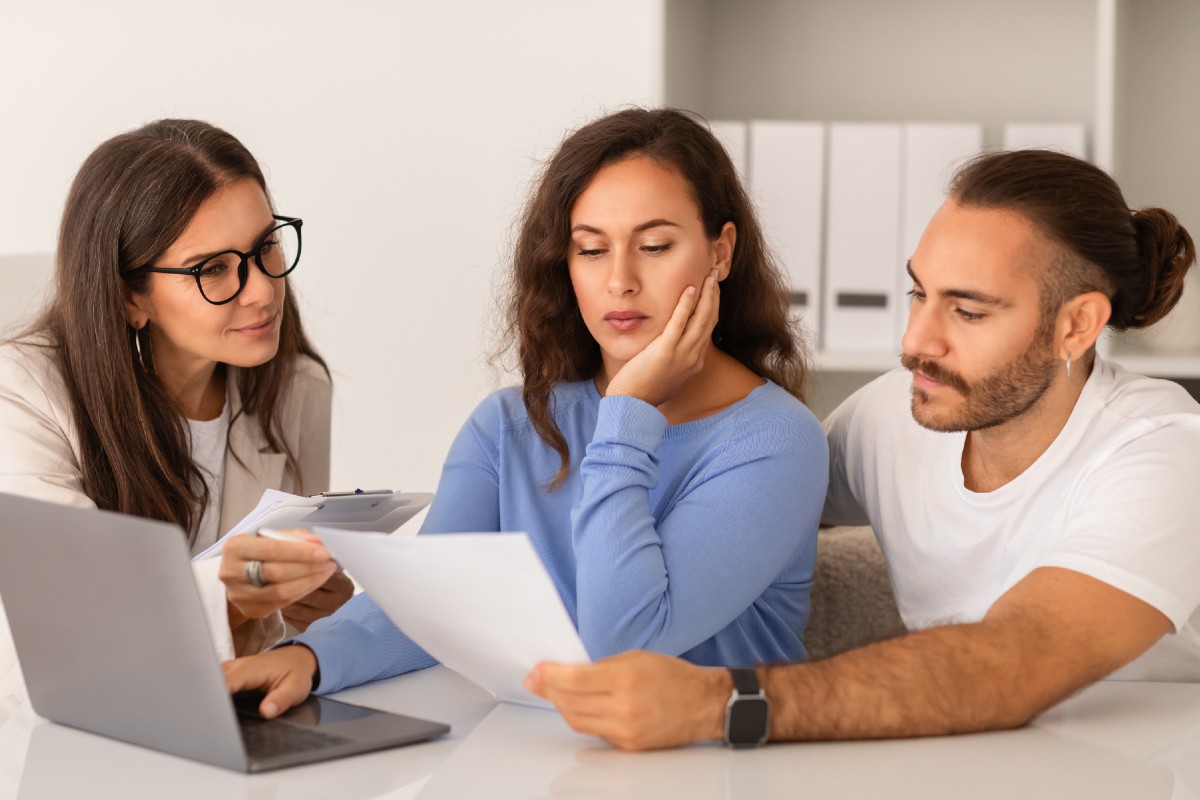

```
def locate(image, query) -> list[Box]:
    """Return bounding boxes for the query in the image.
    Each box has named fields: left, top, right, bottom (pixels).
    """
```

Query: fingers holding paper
left=283, top=570, right=355, bottom=631
left=524, top=650, right=728, bottom=751
left=220, top=530, right=338, bottom=621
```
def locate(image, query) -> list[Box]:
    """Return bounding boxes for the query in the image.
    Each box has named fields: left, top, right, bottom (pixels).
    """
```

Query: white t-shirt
left=823, top=357, right=1200, bottom=682
left=186, top=402, right=231, bottom=556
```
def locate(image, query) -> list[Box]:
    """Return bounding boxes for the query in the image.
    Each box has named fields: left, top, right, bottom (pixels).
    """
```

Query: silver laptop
left=0, top=491, right=449, bottom=772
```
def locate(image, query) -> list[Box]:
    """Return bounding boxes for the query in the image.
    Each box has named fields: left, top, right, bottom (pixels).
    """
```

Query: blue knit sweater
left=297, top=379, right=827, bottom=693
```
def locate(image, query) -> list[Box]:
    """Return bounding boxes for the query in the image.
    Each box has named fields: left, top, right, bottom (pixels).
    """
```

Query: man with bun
left=527, top=149, right=1200, bottom=750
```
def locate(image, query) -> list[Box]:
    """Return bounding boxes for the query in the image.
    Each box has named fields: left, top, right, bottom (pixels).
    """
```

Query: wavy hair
left=500, top=107, right=809, bottom=487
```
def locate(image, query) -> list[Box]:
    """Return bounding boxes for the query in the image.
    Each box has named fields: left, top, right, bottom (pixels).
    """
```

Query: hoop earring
left=131, top=321, right=152, bottom=373
left=1066, top=351, right=1072, bottom=379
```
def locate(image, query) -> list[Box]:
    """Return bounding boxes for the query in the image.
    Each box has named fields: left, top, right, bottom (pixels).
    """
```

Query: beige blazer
left=0, top=338, right=331, bottom=700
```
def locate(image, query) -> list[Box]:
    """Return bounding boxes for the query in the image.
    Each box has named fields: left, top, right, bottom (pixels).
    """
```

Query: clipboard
left=193, top=489, right=433, bottom=561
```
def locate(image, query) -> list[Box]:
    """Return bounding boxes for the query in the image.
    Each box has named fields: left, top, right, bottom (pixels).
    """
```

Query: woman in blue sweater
left=226, top=108, right=828, bottom=715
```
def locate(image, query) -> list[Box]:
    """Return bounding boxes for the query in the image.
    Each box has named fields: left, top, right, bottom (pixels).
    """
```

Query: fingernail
left=686, top=286, right=697, bottom=295
left=262, top=702, right=278, bottom=718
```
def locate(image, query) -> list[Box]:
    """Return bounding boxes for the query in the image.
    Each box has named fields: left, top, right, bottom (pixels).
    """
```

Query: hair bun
left=1118, top=208, right=1196, bottom=329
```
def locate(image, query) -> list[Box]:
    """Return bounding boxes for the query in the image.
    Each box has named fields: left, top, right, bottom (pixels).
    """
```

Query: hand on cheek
left=605, top=270, right=720, bottom=407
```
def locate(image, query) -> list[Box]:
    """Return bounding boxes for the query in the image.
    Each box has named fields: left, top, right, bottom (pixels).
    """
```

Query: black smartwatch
left=724, top=667, right=770, bottom=748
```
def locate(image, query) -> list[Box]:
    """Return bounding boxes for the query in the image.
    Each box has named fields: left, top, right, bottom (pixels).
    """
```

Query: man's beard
left=900, top=322, right=1060, bottom=432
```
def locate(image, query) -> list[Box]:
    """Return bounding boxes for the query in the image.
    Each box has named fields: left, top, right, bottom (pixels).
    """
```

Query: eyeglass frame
left=121, top=215, right=303, bottom=306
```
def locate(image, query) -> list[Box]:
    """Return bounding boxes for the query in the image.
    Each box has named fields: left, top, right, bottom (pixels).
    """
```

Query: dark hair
left=500, top=107, right=808, bottom=487
left=19, top=119, right=326, bottom=542
left=949, top=148, right=1195, bottom=331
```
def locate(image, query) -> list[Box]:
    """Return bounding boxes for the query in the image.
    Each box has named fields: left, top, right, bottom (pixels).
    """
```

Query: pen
left=257, top=528, right=342, bottom=569
left=256, top=527, right=308, bottom=543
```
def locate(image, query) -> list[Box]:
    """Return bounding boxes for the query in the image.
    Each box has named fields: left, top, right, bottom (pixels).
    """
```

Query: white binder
left=1002, top=123, right=1088, bottom=159
left=824, top=123, right=903, bottom=353
left=709, top=119, right=748, bottom=179
left=748, top=120, right=825, bottom=344
left=899, top=123, right=984, bottom=344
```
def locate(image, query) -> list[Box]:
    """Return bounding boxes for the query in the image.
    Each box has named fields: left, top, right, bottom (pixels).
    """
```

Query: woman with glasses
left=226, top=107, right=829, bottom=718
left=0, top=120, right=347, bottom=698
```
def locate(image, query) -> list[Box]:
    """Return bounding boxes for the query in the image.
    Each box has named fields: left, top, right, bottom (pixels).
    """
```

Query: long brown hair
left=501, top=107, right=809, bottom=487
left=19, top=119, right=326, bottom=542
left=950, top=149, right=1196, bottom=333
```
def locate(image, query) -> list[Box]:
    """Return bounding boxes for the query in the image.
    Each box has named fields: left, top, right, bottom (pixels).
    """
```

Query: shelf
left=663, top=0, right=1200, bottom=392
left=664, top=0, right=1103, bottom=151
left=814, top=350, right=903, bottom=374
left=1103, top=351, right=1200, bottom=380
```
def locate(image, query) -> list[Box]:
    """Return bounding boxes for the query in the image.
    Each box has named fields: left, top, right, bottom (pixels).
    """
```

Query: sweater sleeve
left=572, top=393, right=828, bottom=659
left=292, top=592, right=437, bottom=694
left=290, top=395, right=505, bottom=692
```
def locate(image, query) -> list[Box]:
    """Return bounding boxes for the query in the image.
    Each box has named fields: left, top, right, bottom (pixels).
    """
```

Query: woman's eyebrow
left=175, top=219, right=277, bottom=265
left=570, top=219, right=681, bottom=235
left=633, top=218, right=680, bottom=233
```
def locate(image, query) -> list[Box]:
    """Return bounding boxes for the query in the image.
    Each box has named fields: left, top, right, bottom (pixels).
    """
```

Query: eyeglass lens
left=198, top=222, right=300, bottom=303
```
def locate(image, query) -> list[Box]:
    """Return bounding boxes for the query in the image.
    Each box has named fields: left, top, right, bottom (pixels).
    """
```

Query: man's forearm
left=528, top=568, right=1168, bottom=750
left=760, top=618, right=1083, bottom=741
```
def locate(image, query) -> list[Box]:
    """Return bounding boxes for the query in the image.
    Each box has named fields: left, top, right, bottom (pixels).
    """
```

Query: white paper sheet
left=315, top=529, right=590, bottom=708
left=192, top=490, right=432, bottom=561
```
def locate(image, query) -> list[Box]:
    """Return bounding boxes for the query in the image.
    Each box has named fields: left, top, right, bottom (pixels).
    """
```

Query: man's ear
left=1057, top=291, right=1111, bottom=358
left=713, top=222, right=736, bottom=281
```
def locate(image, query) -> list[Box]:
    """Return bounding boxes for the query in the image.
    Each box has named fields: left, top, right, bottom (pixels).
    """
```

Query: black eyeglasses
left=122, top=215, right=303, bottom=305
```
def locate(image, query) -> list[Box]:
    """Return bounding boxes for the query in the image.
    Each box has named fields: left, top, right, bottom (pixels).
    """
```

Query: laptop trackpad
left=234, top=690, right=376, bottom=727
left=232, top=690, right=449, bottom=767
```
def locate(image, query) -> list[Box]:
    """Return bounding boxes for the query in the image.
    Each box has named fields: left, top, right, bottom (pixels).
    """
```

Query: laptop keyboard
left=238, top=715, right=354, bottom=758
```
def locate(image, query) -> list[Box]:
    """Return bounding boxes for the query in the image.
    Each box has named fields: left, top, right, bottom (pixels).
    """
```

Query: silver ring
left=245, top=560, right=268, bottom=588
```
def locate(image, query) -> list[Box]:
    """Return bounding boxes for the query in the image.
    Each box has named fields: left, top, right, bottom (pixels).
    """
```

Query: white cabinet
left=662, top=0, right=1200, bottom=393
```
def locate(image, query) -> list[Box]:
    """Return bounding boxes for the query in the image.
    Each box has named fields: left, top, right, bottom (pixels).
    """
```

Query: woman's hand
left=223, top=644, right=318, bottom=719
left=282, top=570, right=355, bottom=631
left=219, top=530, right=337, bottom=622
left=604, top=269, right=720, bottom=407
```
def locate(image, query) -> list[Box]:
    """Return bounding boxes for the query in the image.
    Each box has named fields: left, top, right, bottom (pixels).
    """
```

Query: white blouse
left=186, top=402, right=231, bottom=555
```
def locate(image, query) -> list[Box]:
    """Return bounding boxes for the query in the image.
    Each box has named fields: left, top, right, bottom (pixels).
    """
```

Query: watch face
left=726, top=696, right=770, bottom=746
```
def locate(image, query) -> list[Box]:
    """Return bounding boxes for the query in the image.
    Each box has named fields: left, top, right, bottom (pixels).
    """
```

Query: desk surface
left=2, top=667, right=1199, bottom=799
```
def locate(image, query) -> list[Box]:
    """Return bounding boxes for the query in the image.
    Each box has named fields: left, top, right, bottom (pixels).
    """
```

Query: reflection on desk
left=2, top=666, right=1198, bottom=800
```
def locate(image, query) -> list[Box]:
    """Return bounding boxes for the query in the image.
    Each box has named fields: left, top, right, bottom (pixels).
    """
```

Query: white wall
left=0, top=1, right=664, bottom=492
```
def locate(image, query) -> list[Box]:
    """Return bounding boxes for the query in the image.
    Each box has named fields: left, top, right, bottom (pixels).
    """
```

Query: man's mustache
left=900, top=353, right=970, bottom=395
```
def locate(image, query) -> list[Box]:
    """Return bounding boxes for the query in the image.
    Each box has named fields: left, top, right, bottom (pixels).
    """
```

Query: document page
left=316, top=529, right=590, bottom=708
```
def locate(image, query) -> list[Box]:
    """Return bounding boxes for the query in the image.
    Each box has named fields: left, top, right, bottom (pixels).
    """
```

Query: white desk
left=2, top=667, right=1198, bottom=799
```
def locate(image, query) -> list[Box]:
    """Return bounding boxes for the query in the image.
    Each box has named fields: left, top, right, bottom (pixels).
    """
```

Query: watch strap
left=729, top=667, right=761, bottom=696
